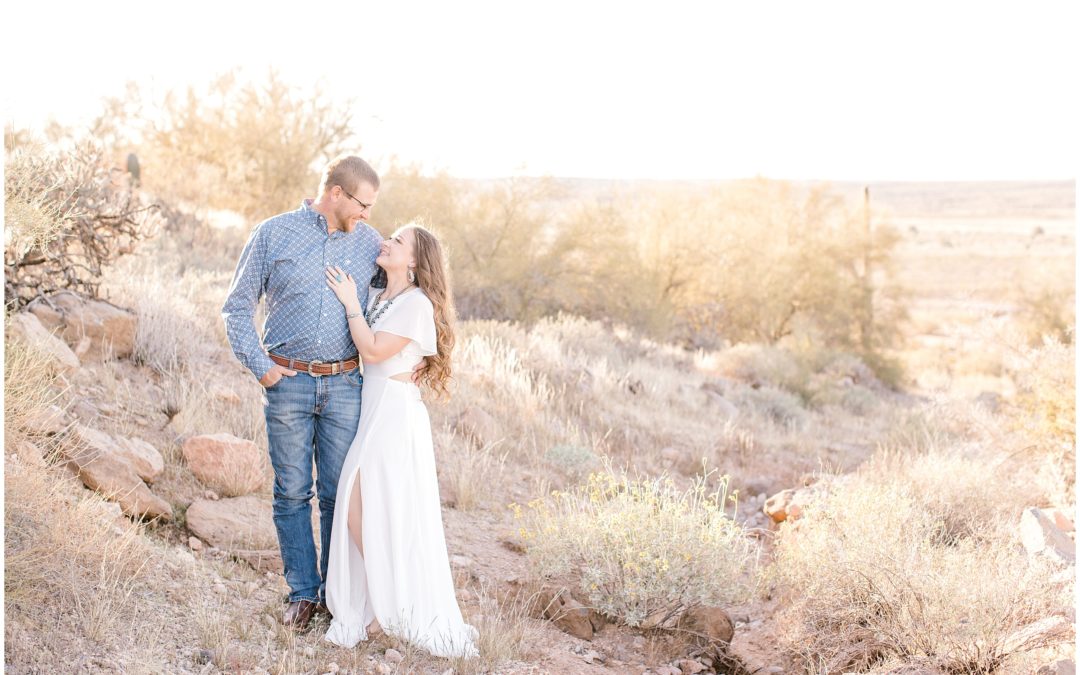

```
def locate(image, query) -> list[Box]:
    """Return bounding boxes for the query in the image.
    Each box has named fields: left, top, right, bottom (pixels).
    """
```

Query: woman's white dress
left=324, top=288, right=478, bottom=658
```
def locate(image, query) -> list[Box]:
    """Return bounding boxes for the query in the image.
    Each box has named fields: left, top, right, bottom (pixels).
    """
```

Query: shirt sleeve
left=222, top=220, right=275, bottom=379
left=374, top=292, right=437, bottom=356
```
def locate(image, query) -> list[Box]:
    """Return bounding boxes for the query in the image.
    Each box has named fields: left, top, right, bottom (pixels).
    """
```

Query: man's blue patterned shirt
left=222, top=200, right=383, bottom=379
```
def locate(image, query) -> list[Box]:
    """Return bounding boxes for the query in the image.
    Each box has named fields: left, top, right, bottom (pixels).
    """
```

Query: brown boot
left=283, top=599, right=317, bottom=630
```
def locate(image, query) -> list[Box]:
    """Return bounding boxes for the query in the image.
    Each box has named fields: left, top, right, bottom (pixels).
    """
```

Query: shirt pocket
left=266, top=253, right=319, bottom=301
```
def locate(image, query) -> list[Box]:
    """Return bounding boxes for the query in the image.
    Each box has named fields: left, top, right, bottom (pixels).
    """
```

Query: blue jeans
left=264, top=369, right=362, bottom=603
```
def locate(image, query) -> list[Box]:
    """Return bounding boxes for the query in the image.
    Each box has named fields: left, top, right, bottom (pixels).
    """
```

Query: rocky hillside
left=4, top=286, right=1075, bottom=674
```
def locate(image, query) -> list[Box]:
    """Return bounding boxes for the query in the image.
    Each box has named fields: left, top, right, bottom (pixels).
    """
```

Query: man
left=223, top=155, right=383, bottom=630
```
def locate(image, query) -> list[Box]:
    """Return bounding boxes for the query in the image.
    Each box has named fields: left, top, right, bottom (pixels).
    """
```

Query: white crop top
left=362, top=286, right=437, bottom=379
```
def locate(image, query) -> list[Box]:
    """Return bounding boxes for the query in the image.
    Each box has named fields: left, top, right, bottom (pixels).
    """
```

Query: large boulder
left=66, top=429, right=172, bottom=521
left=185, top=496, right=277, bottom=551
left=182, top=433, right=266, bottom=496
left=113, top=435, right=165, bottom=484
left=71, top=425, right=164, bottom=484
left=6, top=312, right=80, bottom=373
left=28, top=292, right=136, bottom=361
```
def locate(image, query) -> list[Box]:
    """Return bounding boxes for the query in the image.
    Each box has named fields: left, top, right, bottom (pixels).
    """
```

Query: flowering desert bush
left=514, top=467, right=757, bottom=628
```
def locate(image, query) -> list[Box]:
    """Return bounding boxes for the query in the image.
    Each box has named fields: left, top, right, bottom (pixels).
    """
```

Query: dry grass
left=770, top=470, right=1072, bottom=674
left=450, top=584, right=537, bottom=674
left=4, top=326, right=65, bottom=437
left=4, top=457, right=155, bottom=664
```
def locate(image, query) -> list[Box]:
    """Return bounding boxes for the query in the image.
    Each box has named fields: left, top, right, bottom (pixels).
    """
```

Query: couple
left=222, top=155, right=478, bottom=658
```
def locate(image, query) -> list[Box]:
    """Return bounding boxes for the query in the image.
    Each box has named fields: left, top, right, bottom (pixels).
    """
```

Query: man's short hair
left=320, top=155, right=380, bottom=194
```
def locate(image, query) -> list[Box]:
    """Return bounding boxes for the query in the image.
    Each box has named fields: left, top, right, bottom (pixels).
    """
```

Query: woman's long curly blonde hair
left=401, top=223, right=456, bottom=398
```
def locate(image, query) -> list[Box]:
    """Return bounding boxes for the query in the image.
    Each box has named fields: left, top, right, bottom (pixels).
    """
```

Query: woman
left=321, top=224, right=478, bottom=658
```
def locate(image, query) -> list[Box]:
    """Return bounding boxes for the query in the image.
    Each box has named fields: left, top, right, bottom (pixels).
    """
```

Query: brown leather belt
left=269, top=353, right=359, bottom=376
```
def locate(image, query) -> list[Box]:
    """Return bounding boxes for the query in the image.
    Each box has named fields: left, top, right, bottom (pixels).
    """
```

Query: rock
left=188, top=536, right=204, bottom=552
left=1001, top=616, right=1071, bottom=654
left=20, top=404, right=73, bottom=436
left=384, top=648, right=403, bottom=663
left=28, top=292, right=137, bottom=361
left=182, top=433, right=266, bottom=496
left=763, top=486, right=817, bottom=524
left=534, top=586, right=594, bottom=640
left=583, top=649, right=605, bottom=664
left=66, top=431, right=172, bottom=520
left=452, top=406, right=499, bottom=446
left=112, top=435, right=165, bottom=484
left=703, top=391, right=739, bottom=418
left=1020, top=507, right=1076, bottom=564
left=1044, top=507, right=1076, bottom=533
left=325, top=663, right=340, bottom=674
left=375, top=664, right=392, bottom=675
left=1037, top=660, right=1076, bottom=675
left=11, top=438, right=47, bottom=466
left=185, top=496, right=277, bottom=551
left=70, top=425, right=163, bottom=484
left=676, top=606, right=734, bottom=646
left=655, top=666, right=681, bottom=675
left=303, top=646, right=315, bottom=658
left=6, top=312, right=81, bottom=373
left=232, top=549, right=283, bottom=574
left=450, top=555, right=474, bottom=568
left=974, top=391, right=1002, bottom=414
left=678, top=659, right=706, bottom=674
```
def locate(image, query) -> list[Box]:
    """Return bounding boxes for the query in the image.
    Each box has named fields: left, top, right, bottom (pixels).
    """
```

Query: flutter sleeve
left=374, top=291, right=437, bottom=356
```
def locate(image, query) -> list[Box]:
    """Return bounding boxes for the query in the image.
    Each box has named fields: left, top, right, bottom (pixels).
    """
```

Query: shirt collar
left=300, top=198, right=368, bottom=238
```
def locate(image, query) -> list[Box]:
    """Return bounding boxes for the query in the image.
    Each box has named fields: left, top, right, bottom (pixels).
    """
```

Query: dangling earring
left=407, top=267, right=416, bottom=284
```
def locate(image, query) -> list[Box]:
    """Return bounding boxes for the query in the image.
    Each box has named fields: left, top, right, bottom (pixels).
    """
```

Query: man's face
left=333, top=181, right=378, bottom=232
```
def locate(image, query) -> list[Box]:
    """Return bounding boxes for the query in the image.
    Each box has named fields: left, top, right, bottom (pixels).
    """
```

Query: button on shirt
left=222, top=200, right=383, bottom=380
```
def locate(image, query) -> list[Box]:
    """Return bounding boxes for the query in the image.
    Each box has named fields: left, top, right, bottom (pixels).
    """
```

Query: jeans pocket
left=341, top=368, right=363, bottom=388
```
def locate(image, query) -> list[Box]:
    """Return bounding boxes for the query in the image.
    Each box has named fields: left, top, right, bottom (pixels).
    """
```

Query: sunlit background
left=4, top=0, right=1078, bottom=180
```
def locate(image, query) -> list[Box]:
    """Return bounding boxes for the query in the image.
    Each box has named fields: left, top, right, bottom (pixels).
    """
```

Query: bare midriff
left=389, top=372, right=413, bottom=383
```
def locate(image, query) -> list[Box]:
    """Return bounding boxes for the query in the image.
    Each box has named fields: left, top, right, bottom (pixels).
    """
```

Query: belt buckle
left=307, top=360, right=324, bottom=377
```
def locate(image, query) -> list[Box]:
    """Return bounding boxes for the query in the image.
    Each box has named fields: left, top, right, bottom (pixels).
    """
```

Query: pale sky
left=3, top=0, right=1077, bottom=181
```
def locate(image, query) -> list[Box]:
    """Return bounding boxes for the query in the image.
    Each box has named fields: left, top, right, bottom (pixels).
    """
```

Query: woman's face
left=376, top=227, right=417, bottom=275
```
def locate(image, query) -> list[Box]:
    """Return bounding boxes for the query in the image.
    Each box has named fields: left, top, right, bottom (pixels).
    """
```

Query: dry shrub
left=516, top=466, right=757, bottom=628
left=4, top=139, right=160, bottom=308
left=865, top=446, right=1041, bottom=544
left=4, top=458, right=156, bottom=657
left=167, top=375, right=268, bottom=451
left=771, top=479, right=1072, bottom=673
left=1005, top=334, right=1075, bottom=501
left=101, top=255, right=226, bottom=375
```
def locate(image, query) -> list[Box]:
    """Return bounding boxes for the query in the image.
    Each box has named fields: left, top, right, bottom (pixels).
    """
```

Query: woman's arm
left=325, top=267, right=411, bottom=364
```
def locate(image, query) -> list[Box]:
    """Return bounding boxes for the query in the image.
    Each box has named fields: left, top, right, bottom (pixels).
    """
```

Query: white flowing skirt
left=323, top=377, right=478, bottom=658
